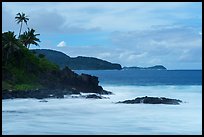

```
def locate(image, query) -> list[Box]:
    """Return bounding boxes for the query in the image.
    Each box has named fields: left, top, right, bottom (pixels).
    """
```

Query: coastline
left=2, top=88, right=112, bottom=100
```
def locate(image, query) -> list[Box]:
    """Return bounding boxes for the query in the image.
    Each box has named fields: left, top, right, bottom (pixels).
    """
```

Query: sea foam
left=2, top=85, right=202, bottom=135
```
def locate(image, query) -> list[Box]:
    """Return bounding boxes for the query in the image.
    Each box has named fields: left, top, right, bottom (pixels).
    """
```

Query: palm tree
left=19, top=30, right=29, bottom=48
left=19, top=28, right=40, bottom=49
left=15, top=12, right=29, bottom=37
left=2, top=31, right=20, bottom=65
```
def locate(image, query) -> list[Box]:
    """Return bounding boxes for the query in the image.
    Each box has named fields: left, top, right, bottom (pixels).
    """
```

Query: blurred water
left=2, top=85, right=202, bottom=135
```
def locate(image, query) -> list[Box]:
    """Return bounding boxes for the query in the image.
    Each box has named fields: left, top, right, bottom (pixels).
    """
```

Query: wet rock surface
left=85, top=94, right=109, bottom=99
left=39, top=99, right=48, bottom=102
left=2, top=89, right=110, bottom=100
left=117, top=96, right=182, bottom=105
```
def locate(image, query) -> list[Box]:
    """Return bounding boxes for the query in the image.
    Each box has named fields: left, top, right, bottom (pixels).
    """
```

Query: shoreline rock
left=117, top=96, right=182, bottom=105
left=2, top=88, right=112, bottom=100
left=85, top=94, right=109, bottom=99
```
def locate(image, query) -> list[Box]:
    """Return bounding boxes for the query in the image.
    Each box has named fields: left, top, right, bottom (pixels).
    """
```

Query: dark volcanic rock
left=75, top=73, right=112, bottom=95
left=39, top=99, right=48, bottom=102
left=69, top=94, right=109, bottom=99
left=49, top=67, right=112, bottom=95
left=2, top=88, right=111, bottom=100
left=117, top=96, right=182, bottom=105
left=85, top=94, right=102, bottom=99
left=85, top=94, right=103, bottom=99
left=2, top=89, right=71, bottom=99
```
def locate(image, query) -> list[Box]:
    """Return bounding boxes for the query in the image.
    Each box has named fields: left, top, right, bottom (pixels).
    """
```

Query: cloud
left=2, top=6, right=101, bottom=34
left=63, top=24, right=202, bottom=69
left=28, top=11, right=102, bottom=34
left=57, top=41, right=66, bottom=47
left=108, top=25, right=202, bottom=68
left=2, top=2, right=201, bottom=33
left=2, top=6, right=19, bottom=33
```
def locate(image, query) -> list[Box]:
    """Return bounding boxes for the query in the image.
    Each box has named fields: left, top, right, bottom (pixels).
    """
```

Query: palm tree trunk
left=5, top=52, right=9, bottom=66
left=18, top=22, right=23, bottom=37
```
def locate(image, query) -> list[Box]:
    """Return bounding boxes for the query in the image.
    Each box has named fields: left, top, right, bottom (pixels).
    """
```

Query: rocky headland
left=2, top=67, right=112, bottom=99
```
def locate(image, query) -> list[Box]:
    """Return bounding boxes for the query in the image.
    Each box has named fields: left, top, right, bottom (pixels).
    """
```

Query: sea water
left=2, top=70, right=202, bottom=135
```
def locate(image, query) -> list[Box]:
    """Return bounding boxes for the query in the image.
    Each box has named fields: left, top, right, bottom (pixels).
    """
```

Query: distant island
left=32, top=49, right=122, bottom=70
left=123, top=65, right=167, bottom=70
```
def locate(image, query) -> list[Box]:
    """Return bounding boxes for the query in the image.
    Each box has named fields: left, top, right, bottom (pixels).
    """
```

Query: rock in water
left=85, top=94, right=108, bottom=99
left=117, top=96, right=182, bottom=105
left=39, top=99, right=48, bottom=102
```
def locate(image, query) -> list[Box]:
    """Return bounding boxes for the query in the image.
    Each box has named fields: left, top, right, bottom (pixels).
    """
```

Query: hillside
left=32, top=49, right=122, bottom=70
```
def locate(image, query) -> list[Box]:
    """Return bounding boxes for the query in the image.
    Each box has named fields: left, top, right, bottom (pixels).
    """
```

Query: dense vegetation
left=2, top=31, right=59, bottom=90
left=32, top=49, right=122, bottom=70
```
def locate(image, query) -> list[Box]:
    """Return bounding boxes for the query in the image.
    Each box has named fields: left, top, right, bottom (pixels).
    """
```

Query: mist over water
left=2, top=70, right=202, bottom=135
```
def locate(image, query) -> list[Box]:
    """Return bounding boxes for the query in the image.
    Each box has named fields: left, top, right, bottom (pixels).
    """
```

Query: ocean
left=2, top=70, right=202, bottom=135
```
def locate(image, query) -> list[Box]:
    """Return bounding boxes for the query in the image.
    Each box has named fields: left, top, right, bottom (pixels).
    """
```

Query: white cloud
left=2, top=2, right=202, bottom=32
left=108, top=25, right=202, bottom=69
left=57, top=41, right=66, bottom=47
left=63, top=25, right=202, bottom=69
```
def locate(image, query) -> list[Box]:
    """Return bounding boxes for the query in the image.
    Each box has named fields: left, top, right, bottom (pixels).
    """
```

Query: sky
left=2, top=2, right=202, bottom=69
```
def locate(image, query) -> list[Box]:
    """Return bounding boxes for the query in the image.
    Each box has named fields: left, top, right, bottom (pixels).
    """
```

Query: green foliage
left=2, top=46, right=59, bottom=90
left=2, top=81, right=13, bottom=90
left=38, top=57, right=59, bottom=71
left=32, top=50, right=36, bottom=54
left=9, top=66, right=37, bottom=84
left=7, top=43, right=59, bottom=71
left=14, top=84, right=42, bottom=90
left=38, top=53, right=45, bottom=58
left=2, top=31, right=21, bottom=65
left=19, top=28, right=40, bottom=49
left=2, top=31, right=59, bottom=90
left=15, top=12, right=29, bottom=25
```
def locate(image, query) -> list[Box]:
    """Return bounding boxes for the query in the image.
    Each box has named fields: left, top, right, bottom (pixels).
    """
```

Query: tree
left=2, top=31, right=20, bottom=65
left=19, top=28, right=40, bottom=49
left=15, top=12, right=29, bottom=37
left=38, top=53, right=45, bottom=58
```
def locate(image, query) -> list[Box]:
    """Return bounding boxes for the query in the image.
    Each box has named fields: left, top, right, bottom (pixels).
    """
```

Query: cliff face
left=39, top=66, right=109, bottom=94
left=32, top=49, right=122, bottom=70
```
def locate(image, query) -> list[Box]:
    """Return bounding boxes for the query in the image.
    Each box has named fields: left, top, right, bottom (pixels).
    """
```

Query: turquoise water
left=2, top=70, right=202, bottom=135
